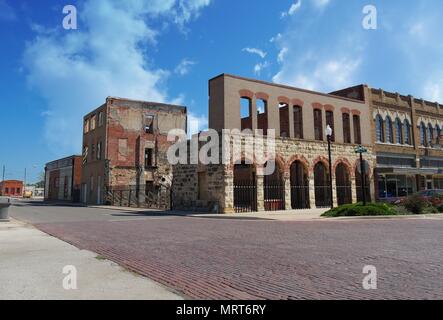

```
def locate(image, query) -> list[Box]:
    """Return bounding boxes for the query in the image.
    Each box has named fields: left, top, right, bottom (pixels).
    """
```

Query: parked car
left=417, top=189, right=443, bottom=198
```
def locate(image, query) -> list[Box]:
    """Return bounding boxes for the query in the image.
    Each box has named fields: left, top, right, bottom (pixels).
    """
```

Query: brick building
left=173, top=74, right=375, bottom=213
left=81, top=97, right=187, bottom=208
left=44, top=155, right=82, bottom=202
left=332, top=85, right=443, bottom=199
left=0, top=180, right=24, bottom=197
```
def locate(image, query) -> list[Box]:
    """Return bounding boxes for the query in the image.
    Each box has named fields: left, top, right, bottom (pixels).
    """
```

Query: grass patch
left=95, top=255, right=107, bottom=261
left=322, top=202, right=397, bottom=218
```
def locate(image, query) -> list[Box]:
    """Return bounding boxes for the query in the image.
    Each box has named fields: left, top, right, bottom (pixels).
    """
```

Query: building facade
left=332, top=85, right=443, bottom=200
left=81, top=97, right=187, bottom=208
left=0, top=180, right=24, bottom=197
left=173, top=74, right=375, bottom=213
left=44, top=155, right=82, bottom=202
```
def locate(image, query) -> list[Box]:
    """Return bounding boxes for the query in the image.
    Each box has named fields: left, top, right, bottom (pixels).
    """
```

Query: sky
left=1, top=0, right=443, bottom=183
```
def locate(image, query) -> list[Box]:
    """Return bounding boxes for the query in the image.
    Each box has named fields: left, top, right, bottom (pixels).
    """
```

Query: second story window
left=97, top=142, right=102, bottom=160
left=293, top=106, right=303, bottom=139
left=353, top=115, right=361, bottom=144
left=427, top=123, right=434, bottom=147
left=313, top=109, right=323, bottom=141
left=144, top=115, right=155, bottom=134
left=91, top=143, right=95, bottom=161
left=420, top=122, right=426, bottom=146
left=395, top=118, right=403, bottom=144
left=342, top=113, right=351, bottom=144
left=326, top=111, right=335, bottom=142
left=98, top=112, right=104, bottom=126
left=386, top=116, right=394, bottom=144
left=375, top=115, right=384, bottom=143
left=437, top=125, right=441, bottom=146
left=90, top=115, right=96, bottom=131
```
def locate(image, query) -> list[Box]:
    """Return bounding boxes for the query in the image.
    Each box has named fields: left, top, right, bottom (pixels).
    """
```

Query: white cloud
left=0, top=0, right=15, bottom=21
left=311, top=0, right=330, bottom=9
left=23, top=0, right=211, bottom=156
left=273, top=54, right=361, bottom=92
left=423, top=80, right=443, bottom=102
left=281, top=0, right=302, bottom=18
left=254, top=61, right=270, bottom=76
left=188, top=112, right=208, bottom=137
left=242, top=47, right=267, bottom=59
left=270, top=33, right=282, bottom=43
left=277, top=47, right=288, bottom=63
left=175, top=58, right=196, bottom=76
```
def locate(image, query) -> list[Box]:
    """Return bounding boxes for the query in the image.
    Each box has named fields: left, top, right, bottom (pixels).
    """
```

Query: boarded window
left=314, top=109, right=323, bottom=141
left=342, top=113, right=351, bottom=143
left=90, top=115, right=96, bottom=131
left=326, top=111, right=335, bottom=142
left=144, top=115, right=155, bottom=134
left=353, top=115, right=362, bottom=144
left=118, top=138, right=128, bottom=161
left=293, top=106, right=303, bottom=139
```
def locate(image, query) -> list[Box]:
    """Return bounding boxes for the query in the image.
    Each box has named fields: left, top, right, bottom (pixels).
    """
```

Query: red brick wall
left=0, top=180, right=24, bottom=197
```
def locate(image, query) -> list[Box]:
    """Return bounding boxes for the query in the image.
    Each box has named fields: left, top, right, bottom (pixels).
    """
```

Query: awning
left=376, top=167, right=440, bottom=175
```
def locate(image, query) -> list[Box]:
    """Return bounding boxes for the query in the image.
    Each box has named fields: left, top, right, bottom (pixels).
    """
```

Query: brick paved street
left=13, top=202, right=441, bottom=300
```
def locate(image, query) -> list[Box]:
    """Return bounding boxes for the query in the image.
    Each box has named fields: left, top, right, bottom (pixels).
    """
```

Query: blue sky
left=1, top=0, right=443, bottom=183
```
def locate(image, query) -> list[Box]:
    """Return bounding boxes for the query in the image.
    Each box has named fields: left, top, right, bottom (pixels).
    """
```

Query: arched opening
left=279, top=103, right=289, bottom=137
left=386, top=116, right=394, bottom=144
left=335, top=163, right=352, bottom=205
left=355, top=162, right=371, bottom=203
left=240, top=97, right=252, bottom=131
left=314, top=162, right=331, bottom=208
left=263, top=161, right=285, bottom=211
left=290, top=160, right=310, bottom=209
left=375, top=114, right=385, bottom=142
left=233, top=162, right=257, bottom=212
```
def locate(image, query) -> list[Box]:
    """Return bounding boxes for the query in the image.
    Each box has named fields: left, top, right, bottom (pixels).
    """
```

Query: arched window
left=404, top=120, right=411, bottom=145
left=420, top=122, right=427, bottom=146
left=437, top=125, right=441, bottom=145
left=427, top=124, right=434, bottom=147
left=395, top=118, right=403, bottom=144
left=375, top=115, right=384, bottom=143
left=386, top=116, right=394, bottom=144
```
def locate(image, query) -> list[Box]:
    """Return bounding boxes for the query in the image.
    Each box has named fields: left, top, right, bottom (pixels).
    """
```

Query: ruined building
left=173, top=74, right=375, bottom=213
left=81, top=97, right=187, bottom=208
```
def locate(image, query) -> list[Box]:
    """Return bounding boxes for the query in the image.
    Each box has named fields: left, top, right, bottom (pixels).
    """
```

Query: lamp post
left=355, top=145, right=368, bottom=206
left=326, top=125, right=334, bottom=209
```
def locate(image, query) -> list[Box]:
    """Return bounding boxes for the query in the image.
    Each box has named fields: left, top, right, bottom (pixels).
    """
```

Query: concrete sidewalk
left=0, top=219, right=182, bottom=300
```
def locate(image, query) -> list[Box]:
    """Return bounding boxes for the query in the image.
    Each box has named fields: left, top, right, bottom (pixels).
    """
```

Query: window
left=97, top=142, right=102, bottom=160
left=313, top=109, right=323, bottom=141
left=386, top=117, right=394, bottom=144
left=198, top=172, right=208, bottom=200
left=145, top=148, right=154, bottom=168
left=5, top=188, right=8, bottom=194
left=395, top=118, right=403, bottom=144
left=240, top=97, right=252, bottom=131
left=326, top=111, right=335, bottom=142
left=91, top=143, right=95, bottom=161
left=257, top=99, right=268, bottom=135
left=420, top=122, right=427, bottom=146
left=353, top=115, right=362, bottom=144
left=279, top=103, right=289, bottom=137
left=427, top=124, right=434, bottom=147
left=144, top=115, right=155, bottom=134
left=90, top=115, right=96, bottom=131
left=342, top=113, right=351, bottom=143
left=16, top=188, right=20, bottom=194
left=293, top=106, right=303, bottom=139
left=84, top=119, right=89, bottom=134
left=83, top=146, right=89, bottom=164
left=375, top=115, right=384, bottom=142
left=98, top=112, right=104, bottom=126
left=437, top=125, right=441, bottom=145
left=404, top=120, right=411, bottom=145
left=118, top=138, right=128, bottom=161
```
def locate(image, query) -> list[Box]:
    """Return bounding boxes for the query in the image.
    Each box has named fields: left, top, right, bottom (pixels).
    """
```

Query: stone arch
left=278, top=96, right=290, bottom=105
left=285, top=154, right=310, bottom=173
left=324, top=104, right=335, bottom=112
left=311, top=156, right=330, bottom=174
left=255, top=92, right=269, bottom=101
left=312, top=102, right=323, bottom=110
left=335, top=162, right=352, bottom=205
left=291, top=98, right=304, bottom=107
left=333, top=158, right=354, bottom=178
left=239, top=89, right=254, bottom=99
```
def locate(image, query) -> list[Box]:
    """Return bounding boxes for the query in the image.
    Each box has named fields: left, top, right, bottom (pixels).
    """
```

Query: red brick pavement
left=35, top=217, right=443, bottom=300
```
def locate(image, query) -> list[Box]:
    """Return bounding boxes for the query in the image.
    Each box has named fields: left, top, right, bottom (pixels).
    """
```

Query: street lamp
left=326, top=125, right=334, bottom=209
left=355, top=145, right=369, bottom=206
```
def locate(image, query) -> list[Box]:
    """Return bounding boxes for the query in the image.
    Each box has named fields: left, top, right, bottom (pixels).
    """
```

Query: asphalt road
left=9, top=199, right=443, bottom=300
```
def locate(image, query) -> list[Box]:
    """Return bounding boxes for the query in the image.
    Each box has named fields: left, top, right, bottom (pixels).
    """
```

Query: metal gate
left=106, top=185, right=170, bottom=210
left=264, top=180, right=285, bottom=211
left=234, top=181, right=257, bottom=213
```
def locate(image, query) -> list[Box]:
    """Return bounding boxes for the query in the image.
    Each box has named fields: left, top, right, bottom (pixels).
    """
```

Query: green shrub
left=403, top=194, right=427, bottom=215
left=322, top=203, right=396, bottom=217
left=437, top=205, right=443, bottom=213
left=423, top=206, right=440, bottom=214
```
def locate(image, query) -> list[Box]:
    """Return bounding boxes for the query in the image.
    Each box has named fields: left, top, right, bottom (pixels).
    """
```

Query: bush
left=322, top=203, right=396, bottom=217
left=403, top=194, right=428, bottom=215
left=437, top=205, right=443, bottom=213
